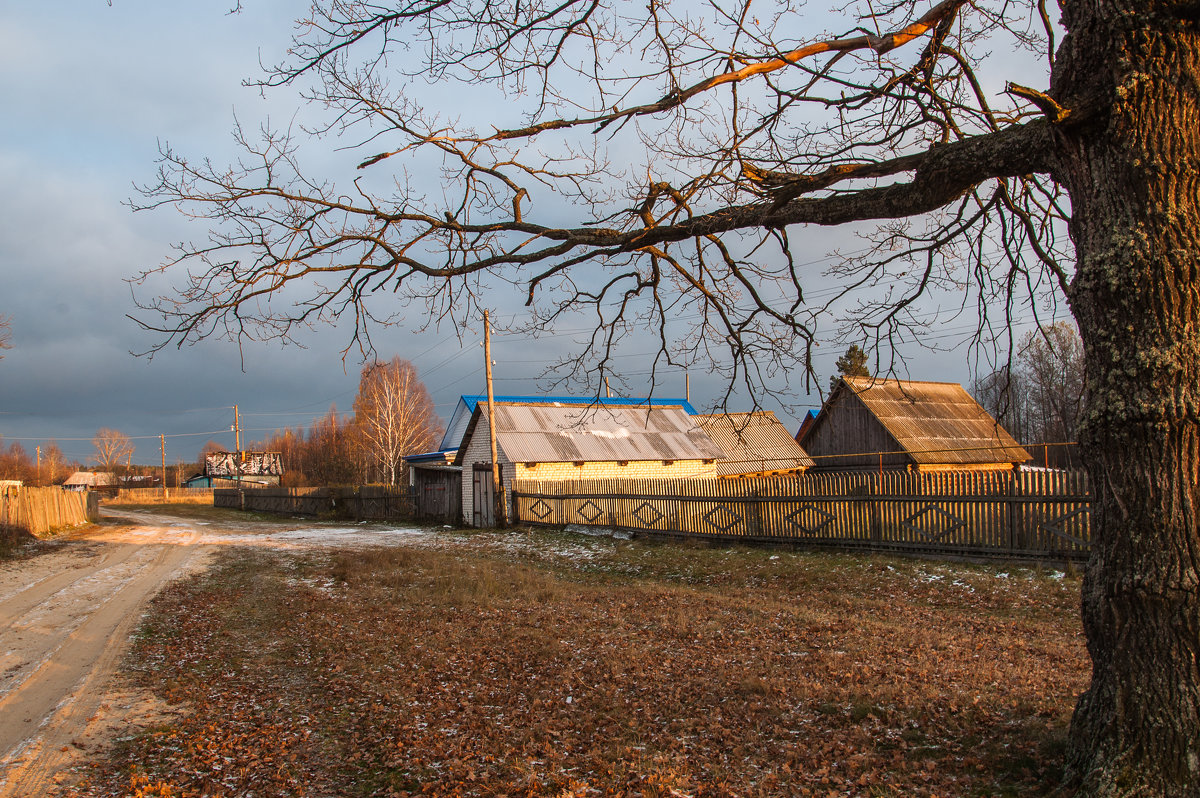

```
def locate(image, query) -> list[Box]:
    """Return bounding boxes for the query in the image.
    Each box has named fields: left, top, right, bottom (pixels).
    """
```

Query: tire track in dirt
left=0, top=543, right=135, bottom=612
left=0, top=530, right=211, bottom=797
left=0, top=546, right=161, bottom=694
left=0, top=507, right=437, bottom=795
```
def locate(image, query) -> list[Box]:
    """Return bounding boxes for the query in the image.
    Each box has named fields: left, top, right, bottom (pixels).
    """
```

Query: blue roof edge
left=458, top=394, right=698, bottom=415
left=405, top=448, right=458, bottom=463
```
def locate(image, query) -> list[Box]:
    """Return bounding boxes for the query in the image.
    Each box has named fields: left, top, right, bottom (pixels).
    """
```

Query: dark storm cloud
left=0, top=1, right=1015, bottom=467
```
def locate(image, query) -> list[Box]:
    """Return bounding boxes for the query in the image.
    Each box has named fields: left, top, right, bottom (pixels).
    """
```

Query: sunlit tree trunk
left=1059, top=3, right=1200, bottom=792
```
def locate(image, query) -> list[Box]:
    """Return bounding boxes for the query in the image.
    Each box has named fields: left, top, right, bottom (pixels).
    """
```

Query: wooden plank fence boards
left=108, top=488, right=216, bottom=505
left=512, top=469, right=1091, bottom=559
left=0, top=487, right=98, bottom=538
left=214, top=486, right=416, bottom=520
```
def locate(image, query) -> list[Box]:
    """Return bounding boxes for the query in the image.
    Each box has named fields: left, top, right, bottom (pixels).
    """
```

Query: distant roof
left=405, top=449, right=458, bottom=465
left=697, top=412, right=815, bottom=476
left=63, top=471, right=116, bottom=487
left=439, top=394, right=697, bottom=450
left=794, top=409, right=820, bottom=444
left=454, top=402, right=723, bottom=465
left=815, top=377, right=1031, bottom=465
left=205, top=451, right=283, bottom=477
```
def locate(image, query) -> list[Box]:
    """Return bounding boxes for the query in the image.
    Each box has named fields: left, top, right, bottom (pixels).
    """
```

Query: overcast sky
left=0, top=2, right=1062, bottom=467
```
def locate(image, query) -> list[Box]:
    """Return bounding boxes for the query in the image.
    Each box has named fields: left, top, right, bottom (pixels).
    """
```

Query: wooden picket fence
left=0, top=486, right=99, bottom=538
left=512, top=470, right=1091, bottom=559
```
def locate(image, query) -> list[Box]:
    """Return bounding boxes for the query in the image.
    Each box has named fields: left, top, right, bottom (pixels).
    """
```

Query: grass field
left=66, top=523, right=1087, bottom=797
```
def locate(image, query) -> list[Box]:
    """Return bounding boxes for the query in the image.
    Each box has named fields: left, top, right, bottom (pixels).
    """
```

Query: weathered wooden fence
left=1, top=486, right=99, bottom=538
left=513, top=470, right=1090, bottom=559
left=215, top=486, right=416, bottom=520
left=106, top=487, right=216, bottom=505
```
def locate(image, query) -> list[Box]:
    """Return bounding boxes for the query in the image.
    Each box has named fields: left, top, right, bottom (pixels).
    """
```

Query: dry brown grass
left=66, top=529, right=1086, bottom=797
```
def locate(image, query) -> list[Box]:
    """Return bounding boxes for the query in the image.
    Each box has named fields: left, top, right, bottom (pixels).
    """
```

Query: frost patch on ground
left=270, top=526, right=434, bottom=545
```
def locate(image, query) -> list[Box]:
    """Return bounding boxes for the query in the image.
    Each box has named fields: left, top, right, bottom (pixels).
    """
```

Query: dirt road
left=0, top=508, right=437, bottom=796
left=0, top=514, right=211, bottom=796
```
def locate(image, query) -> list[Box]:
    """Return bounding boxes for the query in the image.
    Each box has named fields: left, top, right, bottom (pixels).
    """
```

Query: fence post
left=870, top=472, right=882, bottom=541
left=1008, top=471, right=1023, bottom=551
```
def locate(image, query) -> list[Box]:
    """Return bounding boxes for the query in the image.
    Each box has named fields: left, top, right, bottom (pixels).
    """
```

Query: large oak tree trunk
left=1057, top=2, right=1200, bottom=793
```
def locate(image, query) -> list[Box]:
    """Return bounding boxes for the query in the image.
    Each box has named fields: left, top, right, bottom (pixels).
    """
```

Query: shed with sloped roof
left=454, top=401, right=723, bottom=527
left=62, top=471, right=116, bottom=491
left=799, top=377, right=1031, bottom=472
left=696, top=412, right=815, bottom=477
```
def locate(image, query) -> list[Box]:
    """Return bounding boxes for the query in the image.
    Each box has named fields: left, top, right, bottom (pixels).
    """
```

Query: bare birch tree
left=972, top=368, right=1029, bottom=442
left=42, top=441, right=65, bottom=486
left=975, top=322, right=1085, bottom=466
left=130, top=1, right=1200, bottom=792
left=1022, top=321, right=1085, bottom=447
left=92, top=428, right=134, bottom=474
left=352, top=358, right=441, bottom=485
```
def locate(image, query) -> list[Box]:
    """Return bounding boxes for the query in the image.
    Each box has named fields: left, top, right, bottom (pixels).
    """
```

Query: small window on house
left=662, top=459, right=675, bottom=466
left=703, top=459, right=715, bottom=464
left=573, top=461, right=585, bottom=467
left=618, top=461, right=629, bottom=466
left=525, top=462, right=538, bottom=468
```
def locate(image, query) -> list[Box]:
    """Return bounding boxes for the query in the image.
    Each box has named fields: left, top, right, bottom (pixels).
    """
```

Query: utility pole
left=36, top=446, right=41, bottom=486
left=483, top=310, right=507, bottom=528
left=605, top=377, right=611, bottom=398
left=685, top=372, right=690, bottom=404
left=160, top=435, right=168, bottom=500
left=232, top=404, right=242, bottom=484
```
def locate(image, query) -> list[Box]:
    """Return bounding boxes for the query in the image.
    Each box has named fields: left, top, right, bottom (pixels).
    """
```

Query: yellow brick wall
left=459, top=412, right=717, bottom=526
left=513, top=459, right=715, bottom=481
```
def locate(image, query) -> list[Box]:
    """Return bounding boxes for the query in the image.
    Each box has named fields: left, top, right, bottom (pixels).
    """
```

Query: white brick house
left=454, top=402, right=724, bottom=527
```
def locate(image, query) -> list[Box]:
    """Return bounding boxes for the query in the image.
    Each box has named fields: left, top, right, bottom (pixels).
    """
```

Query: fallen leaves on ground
left=66, top=529, right=1086, bottom=797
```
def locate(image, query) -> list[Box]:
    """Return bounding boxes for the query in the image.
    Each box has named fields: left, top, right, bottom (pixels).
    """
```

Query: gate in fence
left=512, top=469, right=1090, bottom=559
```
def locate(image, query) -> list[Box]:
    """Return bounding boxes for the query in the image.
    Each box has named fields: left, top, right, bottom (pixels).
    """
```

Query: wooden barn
left=455, top=401, right=724, bottom=527
left=696, top=412, right=815, bottom=477
left=405, top=450, right=462, bottom=524
left=800, top=377, right=1031, bottom=472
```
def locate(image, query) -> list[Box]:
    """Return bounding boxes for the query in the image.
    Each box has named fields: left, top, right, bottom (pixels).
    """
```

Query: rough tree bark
left=1055, top=2, right=1200, bottom=793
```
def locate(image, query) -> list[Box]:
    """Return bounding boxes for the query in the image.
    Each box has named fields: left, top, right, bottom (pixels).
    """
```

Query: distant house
left=696, top=412, right=815, bottom=477
left=454, top=401, right=724, bottom=527
left=181, top=473, right=211, bottom=489
left=800, top=377, right=1031, bottom=472
left=62, top=471, right=116, bottom=492
left=406, top=394, right=699, bottom=526
left=205, top=451, right=283, bottom=484
left=122, top=475, right=161, bottom=489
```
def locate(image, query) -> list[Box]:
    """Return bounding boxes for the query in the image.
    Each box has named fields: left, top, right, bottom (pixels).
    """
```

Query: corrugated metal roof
left=439, top=394, right=697, bottom=450
left=841, top=376, right=1031, bottom=464
left=473, top=402, right=724, bottom=463
left=697, top=412, right=815, bottom=475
